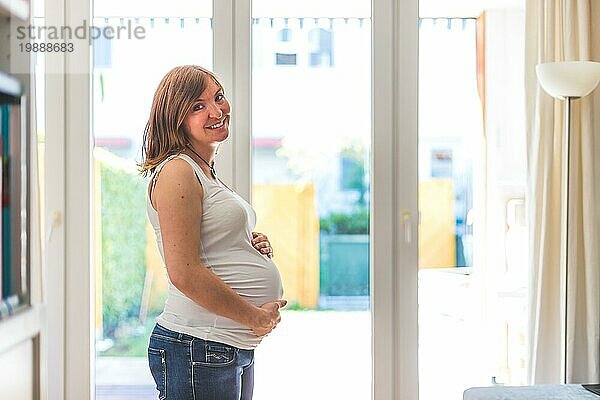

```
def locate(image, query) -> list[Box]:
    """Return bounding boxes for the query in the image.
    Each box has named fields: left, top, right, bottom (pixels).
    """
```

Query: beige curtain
left=525, top=0, right=599, bottom=384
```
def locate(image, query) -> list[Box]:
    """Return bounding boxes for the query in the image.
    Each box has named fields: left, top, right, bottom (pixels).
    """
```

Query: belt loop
left=178, top=332, right=183, bottom=340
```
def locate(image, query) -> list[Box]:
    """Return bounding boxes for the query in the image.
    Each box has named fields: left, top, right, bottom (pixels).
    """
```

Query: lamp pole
left=536, top=60, right=600, bottom=384
left=562, top=95, right=575, bottom=384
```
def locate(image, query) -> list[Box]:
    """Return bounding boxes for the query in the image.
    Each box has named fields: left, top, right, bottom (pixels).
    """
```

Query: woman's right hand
left=251, top=300, right=287, bottom=337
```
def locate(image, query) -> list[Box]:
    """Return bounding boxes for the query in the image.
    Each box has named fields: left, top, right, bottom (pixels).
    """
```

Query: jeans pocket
left=197, top=342, right=237, bottom=367
left=148, top=347, right=167, bottom=399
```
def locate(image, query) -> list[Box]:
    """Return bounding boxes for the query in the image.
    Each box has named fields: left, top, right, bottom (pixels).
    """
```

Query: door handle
left=46, top=210, right=62, bottom=243
left=401, top=210, right=412, bottom=244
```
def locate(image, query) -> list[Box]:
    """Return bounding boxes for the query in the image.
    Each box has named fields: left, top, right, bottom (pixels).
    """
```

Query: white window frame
left=44, top=0, right=93, bottom=397
left=213, top=0, right=252, bottom=199
left=372, top=0, right=419, bottom=398
left=44, top=0, right=418, bottom=398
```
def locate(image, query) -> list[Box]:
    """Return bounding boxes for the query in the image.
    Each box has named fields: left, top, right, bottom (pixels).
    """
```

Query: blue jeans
left=148, top=324, right=255, bottom=400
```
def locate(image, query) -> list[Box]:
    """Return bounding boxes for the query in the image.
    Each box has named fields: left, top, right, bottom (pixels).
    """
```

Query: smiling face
left=184, top=78, right=231, bottom=149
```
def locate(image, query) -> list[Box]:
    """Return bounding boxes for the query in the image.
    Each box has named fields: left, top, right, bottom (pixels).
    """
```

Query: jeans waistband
left=153, top=323, right=200, bottom=342
left=152, top=323, right=255, bottom=355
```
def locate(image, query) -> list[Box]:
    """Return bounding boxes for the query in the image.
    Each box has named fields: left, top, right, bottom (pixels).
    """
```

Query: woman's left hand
left=252, top=232, right=273, bottom=258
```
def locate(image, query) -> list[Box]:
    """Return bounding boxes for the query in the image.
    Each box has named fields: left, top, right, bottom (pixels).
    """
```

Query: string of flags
left=95, top=16, right=476, bottom=31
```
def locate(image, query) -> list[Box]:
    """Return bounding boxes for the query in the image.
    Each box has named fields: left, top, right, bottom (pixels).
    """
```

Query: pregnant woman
left=139, top=65, right=285, bottom=400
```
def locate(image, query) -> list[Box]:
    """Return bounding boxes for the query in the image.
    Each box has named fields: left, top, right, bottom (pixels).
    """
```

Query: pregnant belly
left=210, top=255, right=284, bottom=307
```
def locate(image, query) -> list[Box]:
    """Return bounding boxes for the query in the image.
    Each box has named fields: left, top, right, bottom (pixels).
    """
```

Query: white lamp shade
left=536, top=61, right=600, bottom=98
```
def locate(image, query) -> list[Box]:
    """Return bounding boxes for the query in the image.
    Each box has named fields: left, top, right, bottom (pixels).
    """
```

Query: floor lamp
left=536, top=60, right=600, bottom=383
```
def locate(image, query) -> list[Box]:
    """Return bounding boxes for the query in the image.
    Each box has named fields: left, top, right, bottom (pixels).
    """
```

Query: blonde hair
left=138, top=65, right=223, bottom=177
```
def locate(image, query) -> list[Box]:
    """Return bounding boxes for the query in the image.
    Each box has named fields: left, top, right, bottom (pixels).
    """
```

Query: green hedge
left=319, top=207, right=370, bottom=235
left=100, top=154, right=148, bottom=338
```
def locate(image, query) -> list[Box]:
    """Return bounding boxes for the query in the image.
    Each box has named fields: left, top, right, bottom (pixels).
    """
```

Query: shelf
left=0, top=70, right=22, bottom=96
left=0, top=305, right=44, bottom=353
left=0, top=0, right=29, bottom=20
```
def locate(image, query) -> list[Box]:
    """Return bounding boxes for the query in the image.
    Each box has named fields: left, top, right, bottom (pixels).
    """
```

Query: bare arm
left=152, top=159, right=284, bottom=335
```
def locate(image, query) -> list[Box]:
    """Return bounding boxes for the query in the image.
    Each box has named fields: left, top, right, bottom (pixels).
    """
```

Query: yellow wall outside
left=252, top=184, right=320, bottom=308
left=419, top=179, right=456, bottom=268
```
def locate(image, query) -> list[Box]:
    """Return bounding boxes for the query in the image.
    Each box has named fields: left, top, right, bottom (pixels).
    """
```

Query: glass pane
left=418, top=4, right=528, bottom=400
left=251, top=1, right=372, bottom=399
left=92, top=3, right=212, bottom=399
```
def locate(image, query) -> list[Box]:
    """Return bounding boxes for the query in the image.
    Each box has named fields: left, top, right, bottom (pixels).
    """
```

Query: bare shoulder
left=153, top=157, right=203, bottom=213
left=158, top=157, right=199, bottom=181
left=153, top=157, right=204, bottom=274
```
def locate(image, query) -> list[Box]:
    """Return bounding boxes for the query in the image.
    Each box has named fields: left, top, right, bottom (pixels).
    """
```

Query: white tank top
left=146, top=153, right=284, bottom=350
